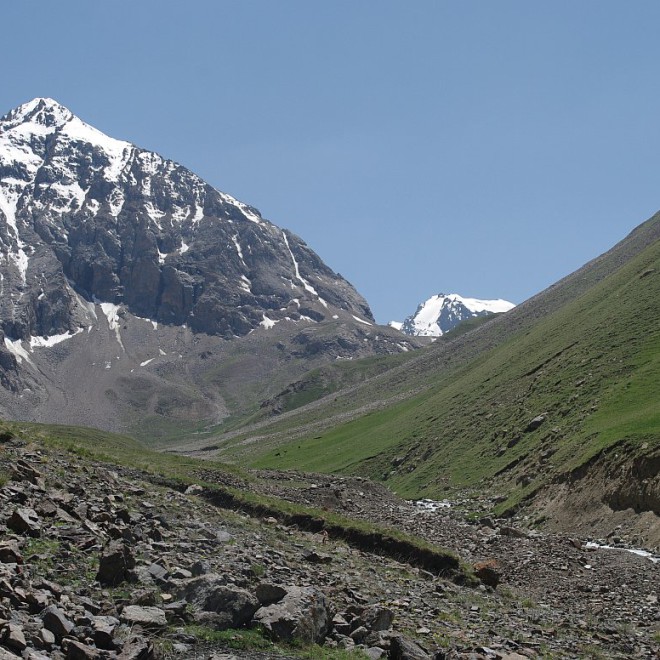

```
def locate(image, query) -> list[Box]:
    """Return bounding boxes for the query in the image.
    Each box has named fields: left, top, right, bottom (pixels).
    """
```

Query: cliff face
left=0, top=98, right=372, bottom=342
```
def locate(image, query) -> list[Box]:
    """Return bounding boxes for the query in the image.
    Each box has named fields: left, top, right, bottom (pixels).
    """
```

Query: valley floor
left=0, top=435, right=658, bottom=659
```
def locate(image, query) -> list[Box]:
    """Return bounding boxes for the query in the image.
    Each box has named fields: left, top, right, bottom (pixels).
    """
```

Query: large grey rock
left=41, top=604, right=74, bottom=640
left=255, top=582, right=287, bottom=605
left=7, top=507, right=41, bottom=536
left=96, top=540, right=135, bottom=586
left=389, top=634, right=431, bottom=660
left=116, top=635, right=155, bottom=659
left=175, top=574, right=259, bottom=630
left=252, top=585, right=333, bottom=644
left=12, top=459, right=43, bottom=484
left=120, top=605, right=167, bottom=628
left=524, top=414, right=547, bottom=432
left=63, top=639, right=100, bottom=659
left=356, top=604, right=394, bottom=632
left=0, top=540, right=22, bottom=564
left=1, top=623, right=26, bottom=651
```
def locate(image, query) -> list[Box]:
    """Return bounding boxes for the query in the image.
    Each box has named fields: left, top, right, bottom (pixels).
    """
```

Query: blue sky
left=3, top=1, right=660, bottom=323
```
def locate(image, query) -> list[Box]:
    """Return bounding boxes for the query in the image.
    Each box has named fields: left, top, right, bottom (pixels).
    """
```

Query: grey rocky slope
left=1, top=433, right=658, bottom=659
left=0, top=98, right=417, bottom=437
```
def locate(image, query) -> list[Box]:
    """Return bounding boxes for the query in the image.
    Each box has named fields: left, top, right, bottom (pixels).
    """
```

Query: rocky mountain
left=390, top=293, right=515, bottom=337
left=0, top=98, right=417, bottom=436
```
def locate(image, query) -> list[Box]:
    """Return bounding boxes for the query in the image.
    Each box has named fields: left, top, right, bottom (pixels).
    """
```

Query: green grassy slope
left=246, top=217, right=660, bottom=509
left=190, top=214, right=660, bottom=464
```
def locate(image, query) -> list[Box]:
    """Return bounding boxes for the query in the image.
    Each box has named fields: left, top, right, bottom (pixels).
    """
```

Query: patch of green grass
left=251, top=399, right=420, bottom=474
left=23, top=537, right=60, bottom=558
left=0, top=468, right=10, bottom=488
left=576, top=644, right=609, bottom=659
left=181, top=626, right=370, bottom=659
left=183, top=625, right=274, bottom=650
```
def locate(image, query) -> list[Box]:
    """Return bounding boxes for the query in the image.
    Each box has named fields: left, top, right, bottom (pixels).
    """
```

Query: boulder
left=63, top=639, right=100, bottom=659
left=96, top=541, right=135, bottom=586
left=41, top=604, right=74, bottom=640
left=474, top=559, right=501, bottom=588
left=524, top=414, right=546, bottom=432
left=120, top=605, right=167, bottom=628
left=175, top=574, right=259, bottom=630
left=0, top=540, right=22, bottom=564
left=499, top=525, right=528, bottom=539
left=302, top=549, right=332, bottom=564
left=255, top=582, right=287, bottom=606
left=356, top=604, right=394, bottom=632
left=1, top=623, right=26, bottom=652
left=252, top=585, right=333, bottom=644
left=12, top=459, right=43, bottom=484
left=366, top=648, right=386, bottom=660
left=389, top=634, right=431, bottom=660
left=116, top=635, right=155, bottom=659
left=7, top=507, right=41, bottom=537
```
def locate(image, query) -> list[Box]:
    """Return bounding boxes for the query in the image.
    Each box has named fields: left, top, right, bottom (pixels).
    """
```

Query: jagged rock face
left=0, top=97, right=372, bottom=341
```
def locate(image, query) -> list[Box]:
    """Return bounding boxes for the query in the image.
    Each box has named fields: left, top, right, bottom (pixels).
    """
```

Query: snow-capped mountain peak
left=0, top=97, right=377, bottom=343
left=0, top=97, right=417, bottom=434
left=2, top=97, right=75, bottom=130
left=391, top=292, right=515, bottom=337
left=1, top=97, right=133, bottom=181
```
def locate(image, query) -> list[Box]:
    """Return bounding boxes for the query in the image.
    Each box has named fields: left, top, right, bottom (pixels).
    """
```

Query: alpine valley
left=0, top=98, right=659, bottom=660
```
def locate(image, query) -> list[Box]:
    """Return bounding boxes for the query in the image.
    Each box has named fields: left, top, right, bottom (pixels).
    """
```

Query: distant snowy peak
left=391, top=293, right=515, bottom=337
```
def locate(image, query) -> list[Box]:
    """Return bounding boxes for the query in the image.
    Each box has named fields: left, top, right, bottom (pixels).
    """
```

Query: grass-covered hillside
left=198, top=214, right=660, bottom=521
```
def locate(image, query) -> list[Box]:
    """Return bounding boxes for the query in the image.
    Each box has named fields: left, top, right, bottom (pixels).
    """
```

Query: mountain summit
left=0, top=98, right=415, bottom=434
left=0, top=97, right=375, bottom=341
left=391, top=293, right=515, bottom=337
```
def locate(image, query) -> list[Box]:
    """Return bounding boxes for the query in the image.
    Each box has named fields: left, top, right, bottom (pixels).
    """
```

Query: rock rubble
left=0, top=437, right=469, bottom=659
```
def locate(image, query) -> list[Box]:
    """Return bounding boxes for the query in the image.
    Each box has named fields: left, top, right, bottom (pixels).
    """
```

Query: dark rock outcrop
left=252, top=585, right=333, bottom=644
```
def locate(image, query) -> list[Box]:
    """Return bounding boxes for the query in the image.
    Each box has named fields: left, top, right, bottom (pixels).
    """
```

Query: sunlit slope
left=248, top=217, right=660, bottom=505
left=189, top=213, right=660, bottom=463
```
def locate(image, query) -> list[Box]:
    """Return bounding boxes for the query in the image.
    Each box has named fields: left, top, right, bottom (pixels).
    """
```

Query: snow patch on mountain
left=29, top=328, right=84, bottom=349
left=3, top=337, right=33, bottom=365
left=99, top=302, right=125, bottom=350
left=282, top=230, right=328, bottom=308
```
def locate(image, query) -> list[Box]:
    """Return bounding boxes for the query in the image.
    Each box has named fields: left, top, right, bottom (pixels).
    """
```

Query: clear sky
left=2, top=1, right=660, bottom=323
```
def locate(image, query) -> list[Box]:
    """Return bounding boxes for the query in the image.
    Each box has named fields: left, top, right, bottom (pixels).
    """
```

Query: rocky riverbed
left=0, top=437, right=658, bottom=659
